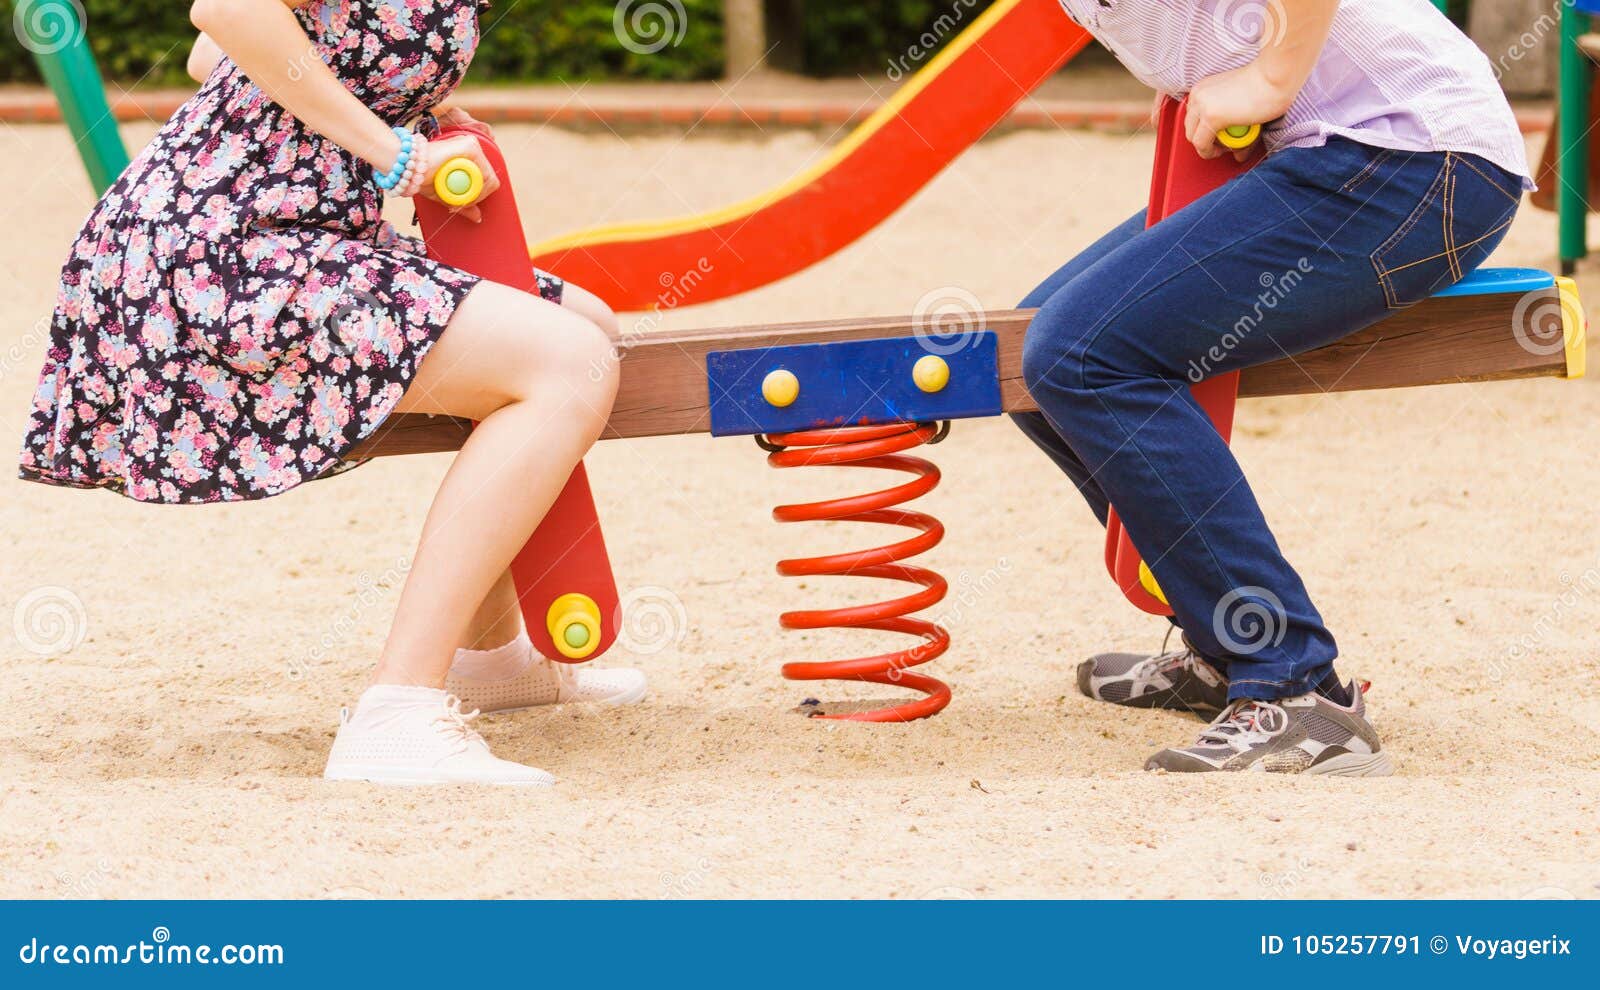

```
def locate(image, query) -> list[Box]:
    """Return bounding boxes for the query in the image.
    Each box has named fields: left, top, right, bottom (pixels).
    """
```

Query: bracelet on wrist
left=398, top=135, right=431, bottom=198
left=375, top=126, right=416, bottom=191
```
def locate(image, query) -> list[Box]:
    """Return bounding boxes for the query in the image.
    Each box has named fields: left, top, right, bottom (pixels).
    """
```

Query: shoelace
left=1196, top=700, right=1286, bottom=751
left=431, top=694, right=487, bottom=754
left=1131, top=646, right=1200, bottom=681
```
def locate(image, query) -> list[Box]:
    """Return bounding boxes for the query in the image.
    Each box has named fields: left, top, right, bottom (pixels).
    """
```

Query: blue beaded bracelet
left=375, top=127, right=415, bottom=191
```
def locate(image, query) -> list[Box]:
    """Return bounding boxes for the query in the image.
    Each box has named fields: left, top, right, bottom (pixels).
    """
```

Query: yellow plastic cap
left=912, top=354, right=950, bottom=393
left=434, top=157, right=485, bottom=207
left=762, top=369, right=800, bottom=407
left=1217, top=124, right=1261, bottom=150
left=546, top=593, right=602, bottom=660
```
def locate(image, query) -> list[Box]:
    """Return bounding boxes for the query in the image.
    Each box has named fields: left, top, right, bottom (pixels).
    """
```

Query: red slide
left=528, top=0, right=1093, bottom=311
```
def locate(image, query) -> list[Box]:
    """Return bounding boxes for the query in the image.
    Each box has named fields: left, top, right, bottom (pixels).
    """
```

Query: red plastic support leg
left=414, top=129, right=621, bottom=663
left=1103, top=98, right=1258, bottom=616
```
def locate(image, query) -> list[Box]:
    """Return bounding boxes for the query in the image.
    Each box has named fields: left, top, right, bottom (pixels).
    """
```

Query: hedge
left=0, top=1, right=1015, bottom=85
left=798, top=0, right=998, bottom=77
left=0, top=0, right=726, bottom=85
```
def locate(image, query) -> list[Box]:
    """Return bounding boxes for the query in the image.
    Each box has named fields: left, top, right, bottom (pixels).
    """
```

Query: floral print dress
left=18, top=0, right=561, bottom=504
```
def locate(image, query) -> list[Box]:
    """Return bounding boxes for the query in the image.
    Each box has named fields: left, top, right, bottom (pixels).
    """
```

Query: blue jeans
left=1014, top=138, right=1522, bottom=701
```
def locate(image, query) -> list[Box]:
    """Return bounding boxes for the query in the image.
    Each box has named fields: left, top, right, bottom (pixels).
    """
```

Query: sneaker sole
left=1307, top=749, right=1396, bottom=778
left=463, top=684, right=650, bottom=715
left=324, top=766, right=555, bottom=787
left=599, top=681, right=650, bottom=707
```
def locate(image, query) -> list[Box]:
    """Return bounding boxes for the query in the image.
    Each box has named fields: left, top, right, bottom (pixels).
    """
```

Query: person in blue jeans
left=1025, top=0, right=1530, bottom=774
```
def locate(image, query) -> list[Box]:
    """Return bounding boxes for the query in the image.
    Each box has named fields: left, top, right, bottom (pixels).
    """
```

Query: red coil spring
left=763, top=422, right=952, bottom=722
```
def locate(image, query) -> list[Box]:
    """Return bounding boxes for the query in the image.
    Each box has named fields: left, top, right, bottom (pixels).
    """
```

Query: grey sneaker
left=1077, top=637, right=1229, bottom=716
left=1144, top=686, right=1394, bottom=776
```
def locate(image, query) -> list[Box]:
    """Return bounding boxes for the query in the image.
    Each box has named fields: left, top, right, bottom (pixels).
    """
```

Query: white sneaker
left=447, top=658, right=648, bottom=713
left=324, top=685, right=555, bottom=786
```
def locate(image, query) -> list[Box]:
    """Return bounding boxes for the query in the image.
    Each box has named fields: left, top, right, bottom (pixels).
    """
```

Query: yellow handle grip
left=434, top=157, right=485, bottom=207
left=1217, top=124, right=1262, bottom=151
left=546, top=593, right=602, bottom=661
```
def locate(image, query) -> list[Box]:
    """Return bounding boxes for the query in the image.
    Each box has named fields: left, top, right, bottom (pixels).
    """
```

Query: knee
left=576, top=321, right=621, bottom=419
left=1022, top=293, right=1145, bottom=398
left=493, top=307, right=615, bottom=426
left=591, top=302, right=621, bottom=344
left=1021, top=300, right=1092, bottom=397
left=562, top=283, right=622, bottom=343
left=535, top=317, right=619, bottom=438
left=578, top=298, right=620, bottom=344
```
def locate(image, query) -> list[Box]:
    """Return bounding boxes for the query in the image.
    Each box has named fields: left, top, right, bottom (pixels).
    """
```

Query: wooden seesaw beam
left=349, top=276, right=1583, bottom=459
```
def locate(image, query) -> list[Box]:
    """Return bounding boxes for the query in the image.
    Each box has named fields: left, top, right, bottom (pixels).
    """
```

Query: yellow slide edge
left=527, top=0, right=1029, bottom=256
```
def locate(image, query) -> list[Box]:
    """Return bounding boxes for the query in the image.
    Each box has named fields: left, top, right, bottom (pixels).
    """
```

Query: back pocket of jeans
left=1369, top=155, right=1457, bottom=309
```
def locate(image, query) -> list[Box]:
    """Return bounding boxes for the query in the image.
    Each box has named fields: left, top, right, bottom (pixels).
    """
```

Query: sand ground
left=1, top=121, right=1597, bottom=899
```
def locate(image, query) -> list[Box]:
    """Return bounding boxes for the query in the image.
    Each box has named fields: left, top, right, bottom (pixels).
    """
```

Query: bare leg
left=376, top=280, right=619, bottom=687
left=453, top=282, right=620, bottom=655
left=459, top=573, right=524, bottom=651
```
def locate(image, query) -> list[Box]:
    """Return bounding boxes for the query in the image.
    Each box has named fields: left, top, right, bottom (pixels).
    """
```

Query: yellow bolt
left=912, top=354, right=950, bottom=393
left=762, top=369, right=800, bottom=408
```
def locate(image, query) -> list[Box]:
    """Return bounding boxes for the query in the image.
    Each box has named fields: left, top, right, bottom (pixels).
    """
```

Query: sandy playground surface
left=1, top=120, right=1598, bottom=899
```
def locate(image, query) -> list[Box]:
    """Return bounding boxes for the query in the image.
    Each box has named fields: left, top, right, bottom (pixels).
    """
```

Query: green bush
left=0, top=0, right=725, bottom=85
left=469, top=0, right=725, bottom=82
left=0, top=0, right=1480, bottom=88
left=798, top=0, right=999, bottom=77
left=3, top=0, right=190, bottom=83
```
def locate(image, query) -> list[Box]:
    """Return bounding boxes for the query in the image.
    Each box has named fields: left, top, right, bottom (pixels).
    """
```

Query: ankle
left=449, top=630, right=535, bottom=681
left=1313, top=669, right=1353, bottom=707
left=348, top=683, right=449, bottom=727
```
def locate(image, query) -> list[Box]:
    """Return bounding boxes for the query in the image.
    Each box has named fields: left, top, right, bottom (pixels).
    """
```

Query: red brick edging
left=0, top=89, right=1553, bottom=136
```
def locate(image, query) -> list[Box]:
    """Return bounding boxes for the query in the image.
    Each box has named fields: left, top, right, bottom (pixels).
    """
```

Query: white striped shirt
left=1058, top=0, right=1532, bottom=186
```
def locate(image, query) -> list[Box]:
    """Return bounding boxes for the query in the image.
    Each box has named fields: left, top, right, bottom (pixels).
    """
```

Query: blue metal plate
left=707, top=332, right=1002, bottom=437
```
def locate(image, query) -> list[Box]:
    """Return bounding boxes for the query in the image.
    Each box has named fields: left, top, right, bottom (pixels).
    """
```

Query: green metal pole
left=1561, top=2, right=1591, bottom=275
left=20, top=0, right=130, bottom=195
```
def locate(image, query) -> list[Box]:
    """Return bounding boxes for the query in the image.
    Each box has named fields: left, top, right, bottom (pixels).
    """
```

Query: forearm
left=189, top=0, right=400, bottom=171
left=1254, top=0, right=1339, bottom=105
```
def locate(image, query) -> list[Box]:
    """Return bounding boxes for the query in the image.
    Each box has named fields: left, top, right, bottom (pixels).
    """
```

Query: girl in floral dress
left=19, top=0, right=645, bottom=785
